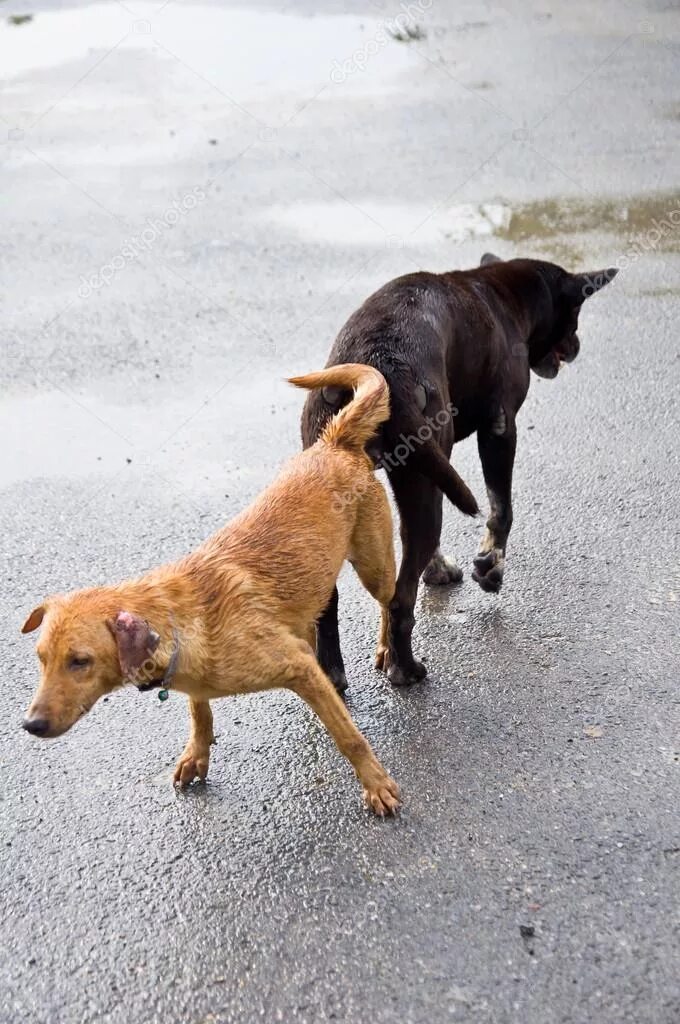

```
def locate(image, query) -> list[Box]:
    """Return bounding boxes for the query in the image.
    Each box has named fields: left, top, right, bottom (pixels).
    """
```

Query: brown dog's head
left=21, top=593, right=160, bottom=738
left=480, top=253, right=618, bottom=379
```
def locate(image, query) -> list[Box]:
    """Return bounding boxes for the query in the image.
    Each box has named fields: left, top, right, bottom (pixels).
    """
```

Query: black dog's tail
left=289, top=363, right=389, bottom=452
left=390, top=400, right=479, bottom=517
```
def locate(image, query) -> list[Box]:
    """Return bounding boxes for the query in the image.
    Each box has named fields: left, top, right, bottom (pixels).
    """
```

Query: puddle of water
left=263, top=193, right=680, bottom=256
left=497, top=194, right=680, bottom=251
left=519, top=240, right=585, bottom=266
left=262, top=201, right=510, bottom=246
left=0, top=4, right=414, bottom=98
left=0, top=391, right=128, bottom=488
left=639, top=286, right=680, bottom=297
left=0, top=375, right=291, bottom=489
left=5, top=140, right=194, bottom=170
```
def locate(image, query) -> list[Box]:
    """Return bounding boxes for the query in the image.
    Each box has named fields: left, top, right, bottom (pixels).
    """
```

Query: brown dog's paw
left=363, top=775, right=401, bottom=817
left=173, top=746, right=210, bottom=787
left=423, top=551, right=464, bottom=586
left=387, top=659, right=427, bottom=687
left=471, top=549, right=505, bottom=593
left=374, top=644, right=388, bottom=672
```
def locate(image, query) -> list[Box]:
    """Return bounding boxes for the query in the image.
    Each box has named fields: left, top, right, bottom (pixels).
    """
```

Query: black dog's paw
left=387, top=659, right=427, bottom=687
left=472, top=549, right=505, bottom=593
left=330, top=668, right=349, bottom=695
left=423, top=551, right=464, bottom=586
left=323, top=665, right=348, bottom=694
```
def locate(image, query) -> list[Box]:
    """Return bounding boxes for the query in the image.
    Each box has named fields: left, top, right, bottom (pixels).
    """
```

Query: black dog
left=301, top=254, right=617, bottom=688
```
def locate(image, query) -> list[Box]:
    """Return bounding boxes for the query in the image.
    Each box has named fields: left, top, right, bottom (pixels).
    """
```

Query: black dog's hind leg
left=315, top=586, right=348, bottom=694
left=421, top=489, right=464, bottom=585
left=386, top=469, right=441, bottom=686
left=418, top=422, right=463, bottom=586
left=472, top=420, right=516, bottom=593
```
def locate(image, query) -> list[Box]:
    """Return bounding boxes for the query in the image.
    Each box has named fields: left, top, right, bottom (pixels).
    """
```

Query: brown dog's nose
left=22, top=717, right=50, bottom=737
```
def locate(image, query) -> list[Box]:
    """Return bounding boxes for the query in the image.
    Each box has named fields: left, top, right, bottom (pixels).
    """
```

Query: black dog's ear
left=565, top=267, right=618, bottom=304
left=480, top=252, right=502, bottom=266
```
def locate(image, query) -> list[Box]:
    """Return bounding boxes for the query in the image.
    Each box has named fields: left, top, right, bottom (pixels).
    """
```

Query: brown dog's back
left=183, top=363, right=392, bottom=634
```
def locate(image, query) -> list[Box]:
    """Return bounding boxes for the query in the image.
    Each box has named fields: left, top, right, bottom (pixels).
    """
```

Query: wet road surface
left=1, top=1, right=679, bottom=1021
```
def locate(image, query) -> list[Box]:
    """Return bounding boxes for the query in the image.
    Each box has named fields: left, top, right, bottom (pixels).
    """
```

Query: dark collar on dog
left=137, top=628, right=180, bottom=701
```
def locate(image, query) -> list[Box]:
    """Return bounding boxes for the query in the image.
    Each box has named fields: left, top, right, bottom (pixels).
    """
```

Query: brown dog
left=21, top=364, right=400, bottom=815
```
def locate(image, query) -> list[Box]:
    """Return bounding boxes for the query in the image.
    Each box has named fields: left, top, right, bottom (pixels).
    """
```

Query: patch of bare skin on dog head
left=108, top=611, right=160, bottom=679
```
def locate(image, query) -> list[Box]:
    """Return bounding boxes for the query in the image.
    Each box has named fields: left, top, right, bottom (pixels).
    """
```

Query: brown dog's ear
left=21, top=606, right=46, bottom=634
left=107, top=611, right=160, bottom=679
left=480, top=252, right=502, bottom=266
left=566, top=267, right=618, bottom=303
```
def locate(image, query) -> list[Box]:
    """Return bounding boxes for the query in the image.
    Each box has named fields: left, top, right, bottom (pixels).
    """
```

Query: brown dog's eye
left=68, top=655, right=92, bottom=671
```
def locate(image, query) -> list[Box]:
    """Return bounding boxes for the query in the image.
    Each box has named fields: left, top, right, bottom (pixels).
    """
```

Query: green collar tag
left=136, top=627, right=180, bottom=705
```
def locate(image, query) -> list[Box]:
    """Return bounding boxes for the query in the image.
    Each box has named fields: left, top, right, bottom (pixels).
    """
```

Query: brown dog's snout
left=22, top=716, right=50, bottom=737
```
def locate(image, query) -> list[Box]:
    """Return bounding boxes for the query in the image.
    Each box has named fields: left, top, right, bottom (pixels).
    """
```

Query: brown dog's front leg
left=473, top=423, right=516, bottom=593
left=288, top=656, right=400, bottom=816
left=173, top=699, right=215, bottom=787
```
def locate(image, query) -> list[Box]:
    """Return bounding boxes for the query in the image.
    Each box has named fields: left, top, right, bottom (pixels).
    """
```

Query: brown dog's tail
left=288, top=363, right=389, bottom=451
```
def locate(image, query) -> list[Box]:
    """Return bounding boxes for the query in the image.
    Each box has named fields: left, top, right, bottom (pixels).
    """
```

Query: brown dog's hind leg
left=174, top=699, right=215, bottom=787
left=288, top=652, right=400, bottom=816
left=302, top=392, right=348, bottom=695
left=223, top=632, right=399, bottom=814
left=348, top=481, right=396, bottom=672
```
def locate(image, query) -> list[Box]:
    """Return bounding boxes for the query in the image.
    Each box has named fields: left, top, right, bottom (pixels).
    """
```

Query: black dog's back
left=301, top=272, right=479, bottom=517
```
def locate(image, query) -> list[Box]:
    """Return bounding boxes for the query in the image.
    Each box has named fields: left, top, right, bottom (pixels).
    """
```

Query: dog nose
left=22, top=716, right=50, bottom=736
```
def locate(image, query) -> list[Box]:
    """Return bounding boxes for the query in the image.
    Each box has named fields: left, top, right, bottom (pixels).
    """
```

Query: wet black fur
left=301, top=254, right=617, bottom=689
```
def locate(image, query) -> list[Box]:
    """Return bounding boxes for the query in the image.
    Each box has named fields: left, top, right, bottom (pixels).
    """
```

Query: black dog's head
left=480, top=252, right=618, bottom=379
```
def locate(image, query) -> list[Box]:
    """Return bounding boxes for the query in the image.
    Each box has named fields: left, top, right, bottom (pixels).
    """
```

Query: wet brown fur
left=21, top=363, right=400, bottom=816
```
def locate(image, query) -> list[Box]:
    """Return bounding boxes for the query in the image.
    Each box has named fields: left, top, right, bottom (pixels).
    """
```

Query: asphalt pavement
left=1, top=1, right=679, bottom=1022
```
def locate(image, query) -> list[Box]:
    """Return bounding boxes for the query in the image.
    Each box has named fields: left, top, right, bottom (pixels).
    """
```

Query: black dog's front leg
left=315, top=586, right=348, bottom=694
left=472, top=421, right=516, bottom=593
